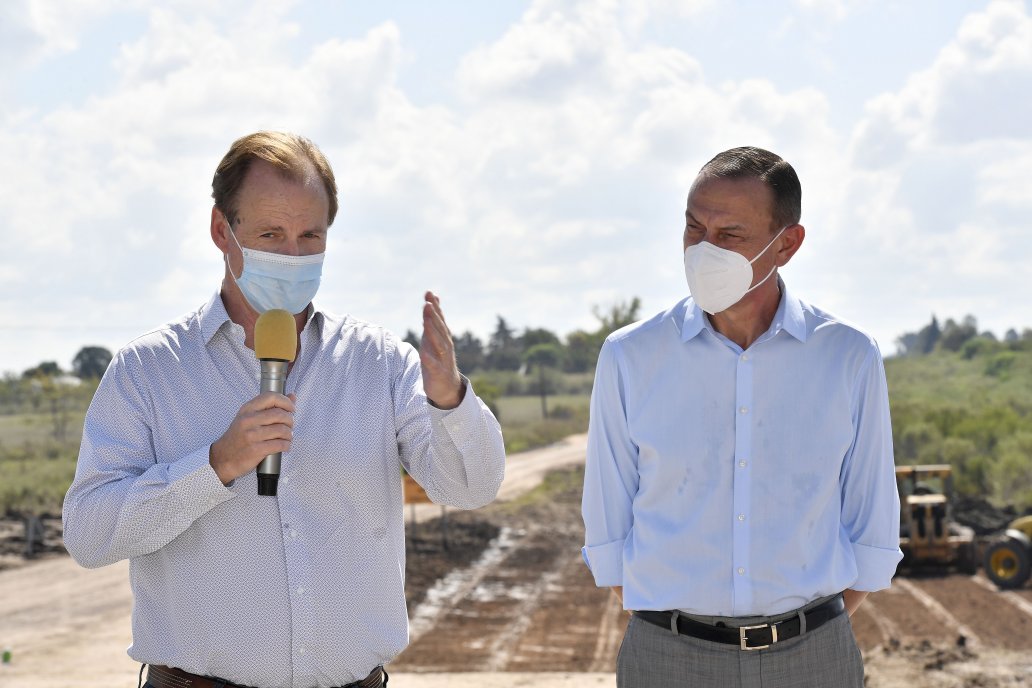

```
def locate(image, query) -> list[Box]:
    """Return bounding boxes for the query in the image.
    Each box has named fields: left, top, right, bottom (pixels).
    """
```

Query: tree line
left=402, top=298, right=642, bottom=375
left=895, top=315, right=1032, bottom=358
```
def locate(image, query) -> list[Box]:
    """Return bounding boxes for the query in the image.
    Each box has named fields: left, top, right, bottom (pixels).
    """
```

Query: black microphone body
left=256, top=358, right=289, bottom=496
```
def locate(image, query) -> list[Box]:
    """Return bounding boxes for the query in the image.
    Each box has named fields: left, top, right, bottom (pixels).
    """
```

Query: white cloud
left=841, top=0, right=1032, bottom=346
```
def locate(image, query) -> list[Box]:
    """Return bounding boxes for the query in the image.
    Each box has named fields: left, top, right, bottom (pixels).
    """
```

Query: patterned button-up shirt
left=63, top=292, right=505, bottom=687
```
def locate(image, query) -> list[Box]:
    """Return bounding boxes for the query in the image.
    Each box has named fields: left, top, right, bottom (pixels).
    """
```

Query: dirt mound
left=952, top=497, right=1017, bottom=535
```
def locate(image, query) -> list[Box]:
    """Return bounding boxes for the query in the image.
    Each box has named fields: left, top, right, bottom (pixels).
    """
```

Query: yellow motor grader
left=983, top=515, right=1032, bottom=589
left=896, top=465, right=978, bottom=574
left=896, top=465, right=1032, bottom=589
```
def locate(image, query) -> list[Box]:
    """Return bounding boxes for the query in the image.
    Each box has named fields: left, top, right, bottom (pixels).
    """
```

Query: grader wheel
left=984, top=535, right=1032, bottom=590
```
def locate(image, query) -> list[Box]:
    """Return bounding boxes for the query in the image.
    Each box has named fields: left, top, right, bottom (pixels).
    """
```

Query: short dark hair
left=212, top=131, right=338, bottom=227
left=696, top=146, right=801, bottom=230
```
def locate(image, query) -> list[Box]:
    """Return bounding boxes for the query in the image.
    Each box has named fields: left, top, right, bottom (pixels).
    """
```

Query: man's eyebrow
left=685, top=211, right=745, bottom=231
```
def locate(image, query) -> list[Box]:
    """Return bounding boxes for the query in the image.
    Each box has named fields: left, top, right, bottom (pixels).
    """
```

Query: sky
left=2, top=0, right=1031, bottom=376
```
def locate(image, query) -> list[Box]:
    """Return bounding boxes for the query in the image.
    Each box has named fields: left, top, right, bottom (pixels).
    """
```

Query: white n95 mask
left=226, top=230, right=324, bottom=314
left=683, top=228, right=786, bottom=314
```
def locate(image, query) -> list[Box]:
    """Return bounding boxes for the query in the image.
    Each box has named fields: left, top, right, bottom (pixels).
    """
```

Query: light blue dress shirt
left=581, top=282, right=902, bottom=617
left=63, top=293, right=505, bottom=688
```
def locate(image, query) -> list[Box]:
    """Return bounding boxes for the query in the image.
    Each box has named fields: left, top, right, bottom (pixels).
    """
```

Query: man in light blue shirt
left=582, top=146, right=901, bottom=687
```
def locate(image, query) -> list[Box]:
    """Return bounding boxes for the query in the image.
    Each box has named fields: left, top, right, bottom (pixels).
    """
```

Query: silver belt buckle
left=739, top=622, right=776, bottom=650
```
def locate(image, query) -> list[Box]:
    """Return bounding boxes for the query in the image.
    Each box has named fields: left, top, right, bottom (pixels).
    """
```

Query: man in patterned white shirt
left=63, top=131, right=506, bottom=688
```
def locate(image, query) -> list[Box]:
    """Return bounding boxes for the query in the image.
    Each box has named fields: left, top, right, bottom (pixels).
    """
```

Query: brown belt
left=146, top=664, right=385, bottom=688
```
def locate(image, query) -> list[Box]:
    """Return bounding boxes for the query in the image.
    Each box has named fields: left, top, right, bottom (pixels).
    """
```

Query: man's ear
left=776, top=224, right=805, bottom=266
left=211, top=206, right=230, bottom=252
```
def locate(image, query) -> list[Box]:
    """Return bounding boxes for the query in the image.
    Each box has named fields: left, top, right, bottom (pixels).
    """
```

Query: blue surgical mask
left=226, top=230, right=324, bottom=314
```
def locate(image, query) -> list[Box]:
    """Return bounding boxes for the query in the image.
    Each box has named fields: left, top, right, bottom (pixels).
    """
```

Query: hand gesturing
left=419, top=291, right=464, bottom=409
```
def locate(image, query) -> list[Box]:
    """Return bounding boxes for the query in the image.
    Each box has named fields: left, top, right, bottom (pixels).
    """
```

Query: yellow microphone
left=254, top=309, right=297, bottom=496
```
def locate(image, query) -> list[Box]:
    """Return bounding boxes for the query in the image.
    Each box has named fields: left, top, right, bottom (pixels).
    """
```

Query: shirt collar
left=679, top=277, right=808, bottom=344
left=197, top=291, right=326, bottom=345
left=198, top=292, right=232, bottom=344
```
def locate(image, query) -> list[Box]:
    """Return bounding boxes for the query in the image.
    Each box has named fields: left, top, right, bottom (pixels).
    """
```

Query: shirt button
left=739, top=406, right=749, bottom=414
left=290, top=530, right=298, bottom=539
left=741, top=353, right=750, bottom=361
left=738, top=567, right=746, bottom=575
left=297, top=587, right=306, bottom=595
left=298, top=647, right=305, bottom=655
left=738, top=514, right=746, bottom=521
left=282, top=476, right=290, bottom=485
left=738, top=461, right=747, bottom=468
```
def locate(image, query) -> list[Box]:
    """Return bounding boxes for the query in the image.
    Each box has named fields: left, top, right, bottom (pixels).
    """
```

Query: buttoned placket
left=731, top=347, right=753, bottom=614
left=276, top=322, right=318, bottom=679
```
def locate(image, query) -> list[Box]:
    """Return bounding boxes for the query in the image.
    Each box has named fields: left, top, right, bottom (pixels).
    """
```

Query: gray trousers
left=616, top=611, right=864, bottom=688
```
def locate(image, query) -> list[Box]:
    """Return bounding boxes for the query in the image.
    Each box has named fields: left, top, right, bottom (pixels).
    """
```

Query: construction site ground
left=2, top=434, right=1032, bottom=687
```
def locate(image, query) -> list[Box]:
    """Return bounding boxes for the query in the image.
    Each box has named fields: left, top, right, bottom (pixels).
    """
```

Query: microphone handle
left=257, top=359, right=289, bottom=496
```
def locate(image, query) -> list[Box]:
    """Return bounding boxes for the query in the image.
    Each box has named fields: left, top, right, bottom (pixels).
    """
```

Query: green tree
left=486, top=316, right=522, bottom=371
left=22, top=361, right=62, bottom=379
left=403, top=329, right=421, bottom=350
left=454, top=331, right=485, bottom=374
left=524, top=342, right=564, bottom=419
left=593, top=297, right=642, bottom=339
left=520, top=327, right=561, bottom=349
left=898, top=315, right=941, bottom=356
left=72, top=346, right=113, bottom=379
left=938, top=316, right=978, bottom=352
left=564, top=329, right=601, bottom=373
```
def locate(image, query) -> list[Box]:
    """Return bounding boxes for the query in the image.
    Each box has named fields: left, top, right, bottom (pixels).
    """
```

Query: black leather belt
left=145, top=664, right=386, bottom=688
left=634, top=594, right=845, bottom=651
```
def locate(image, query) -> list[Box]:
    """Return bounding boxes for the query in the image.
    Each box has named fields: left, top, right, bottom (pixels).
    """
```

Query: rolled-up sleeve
left=581, top=337, right=639, bottom=588
left=840, top=343, right=903, bottom=591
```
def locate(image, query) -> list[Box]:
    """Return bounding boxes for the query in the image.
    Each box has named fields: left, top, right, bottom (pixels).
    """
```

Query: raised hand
left=420, top=291, right=464, bottom=409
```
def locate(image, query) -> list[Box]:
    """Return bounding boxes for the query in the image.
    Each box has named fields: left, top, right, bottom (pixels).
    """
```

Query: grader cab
left=896, top=465, right=977, bottom=573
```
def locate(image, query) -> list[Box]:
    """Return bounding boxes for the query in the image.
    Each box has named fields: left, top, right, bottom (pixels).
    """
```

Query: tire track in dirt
left=481, top=563, right=567, bottom=670
left=505, top=552, right=627, bottom=672
left=406, top=527, right=520, bottom=646
left=395, top=527, right=574, bottom=671
left=968, top=575, right=1032, bottom=626
left=852, top=596, right=902, bottom=650
left=905, top=575, right=1032, bottom=652
left=860, top=583, right=946, bottom=645
left=893, top=578, right=981, bottom=648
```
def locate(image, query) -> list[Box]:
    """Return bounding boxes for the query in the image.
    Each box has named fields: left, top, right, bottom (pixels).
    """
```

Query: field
left=491, top=394, right=589, bottom=454
left=0, top=411, right=85, bottom=516
left=0, top=382, right=588, bottom=515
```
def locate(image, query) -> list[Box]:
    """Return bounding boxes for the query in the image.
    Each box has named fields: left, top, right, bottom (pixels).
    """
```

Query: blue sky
left=2, top=0, right=1031, bottom=375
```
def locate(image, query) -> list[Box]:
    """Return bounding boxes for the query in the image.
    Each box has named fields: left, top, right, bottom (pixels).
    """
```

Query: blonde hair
left=212, top=131, right=338, bottom=226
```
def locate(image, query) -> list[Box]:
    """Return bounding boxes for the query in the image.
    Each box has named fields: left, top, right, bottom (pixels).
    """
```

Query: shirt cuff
left=582, top=538, right=625, bottom=587
left=851, top=541, right=904, bottom=591
left=167, top=446, right=236, bottom=512
left=427, top=376, right=480, bottom=443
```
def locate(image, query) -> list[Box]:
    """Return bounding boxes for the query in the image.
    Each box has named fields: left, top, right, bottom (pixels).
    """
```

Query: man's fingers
left=423, top=291, right=449, bottom=329
left=422, top=307, right=451, bottom=350
left=244, top=391, right=296, bottom=414
left=247, top=421, right=293, bottom=441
